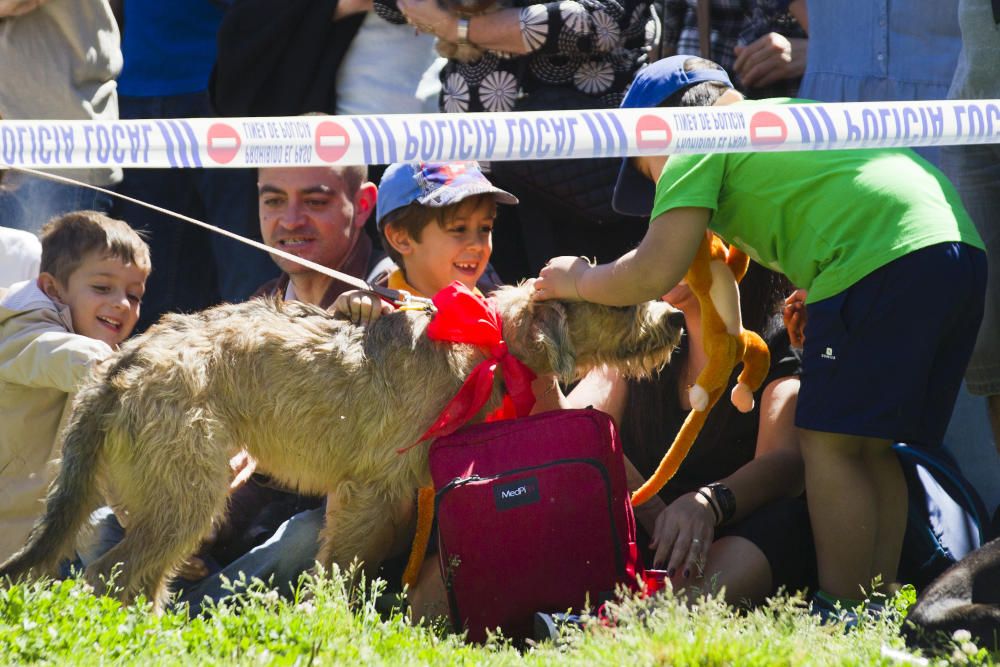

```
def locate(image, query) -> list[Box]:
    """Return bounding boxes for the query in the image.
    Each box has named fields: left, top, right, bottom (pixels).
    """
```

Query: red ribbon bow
left=416, top=281, right=536, bottom=443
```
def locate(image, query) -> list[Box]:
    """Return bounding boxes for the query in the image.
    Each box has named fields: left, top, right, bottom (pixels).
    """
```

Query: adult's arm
left=648, top=375, right=803, bottom=571
left=732, top=0, right=808, bottom=88
left=376, top=0, right=640, bottom=58
left=711, top=376, right=803, bottom=518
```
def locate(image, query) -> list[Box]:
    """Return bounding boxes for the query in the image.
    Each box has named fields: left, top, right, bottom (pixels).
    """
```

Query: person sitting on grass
left=0, top=211, right=150, bottom=564
left=533, top=55, right=986, bottom=619
left=571, top=262, right=814, bottom=606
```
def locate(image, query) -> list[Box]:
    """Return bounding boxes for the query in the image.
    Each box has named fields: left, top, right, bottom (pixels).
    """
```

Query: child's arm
left=534, top=207, right=710, bottom=306
left=330, top=289, right=396, bottom=327
left=0, top=313, right=112, bottom=393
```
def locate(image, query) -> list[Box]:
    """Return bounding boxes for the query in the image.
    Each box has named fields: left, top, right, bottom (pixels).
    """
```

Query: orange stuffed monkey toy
left=631, top=231, right=771, bottom=506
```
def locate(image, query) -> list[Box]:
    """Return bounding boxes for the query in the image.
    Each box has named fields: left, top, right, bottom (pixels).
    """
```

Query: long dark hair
left=620, top=261, right=793, bottom=480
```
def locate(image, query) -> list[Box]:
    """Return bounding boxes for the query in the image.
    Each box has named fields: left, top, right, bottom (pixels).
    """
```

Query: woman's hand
left=331, top=289, right=395, bottom=327
left=649, top=491, right=716, bottom=576
left=732, top=34, right=807, bottom=89
left=397, top=0, right=456, bottom=39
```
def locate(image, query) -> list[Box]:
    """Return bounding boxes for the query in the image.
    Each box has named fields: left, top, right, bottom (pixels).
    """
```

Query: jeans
left=115, top=92, right=279, bottom=332
left=940, top=143, right=1000, bottom=516
left=942, top=143, right=1000, bottom=395
left=0, top=176, right=113, bottom=234
left=78, top=505, right=322, bottom=616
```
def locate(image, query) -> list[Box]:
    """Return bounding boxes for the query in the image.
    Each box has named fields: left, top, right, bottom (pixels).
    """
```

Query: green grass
left=0, top=570, right=993, bottom=666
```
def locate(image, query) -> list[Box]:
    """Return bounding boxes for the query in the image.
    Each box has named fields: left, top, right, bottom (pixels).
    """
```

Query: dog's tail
left=0, top=374, right=116, bottom=581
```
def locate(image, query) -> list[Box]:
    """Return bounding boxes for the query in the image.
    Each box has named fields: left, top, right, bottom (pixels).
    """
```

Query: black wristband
left=695, top=487, right=722, bottom=525
left=706, top=482, right=736, bottom=525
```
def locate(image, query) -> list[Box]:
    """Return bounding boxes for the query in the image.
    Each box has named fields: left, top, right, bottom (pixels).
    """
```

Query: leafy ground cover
left=0, top=570, right=993, bottom=666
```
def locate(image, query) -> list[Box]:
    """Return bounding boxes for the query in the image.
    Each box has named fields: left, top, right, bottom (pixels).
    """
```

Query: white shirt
left=335, top=12, right=440, bottom=115
left=0, top=227, right=41, bottom=289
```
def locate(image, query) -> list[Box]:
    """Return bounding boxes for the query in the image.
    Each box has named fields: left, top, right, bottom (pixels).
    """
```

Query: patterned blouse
left=373, top=0, right=657, bottom=112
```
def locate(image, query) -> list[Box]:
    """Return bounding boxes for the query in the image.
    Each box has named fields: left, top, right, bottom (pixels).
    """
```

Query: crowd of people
left=1, top=0, right=998, bottom=638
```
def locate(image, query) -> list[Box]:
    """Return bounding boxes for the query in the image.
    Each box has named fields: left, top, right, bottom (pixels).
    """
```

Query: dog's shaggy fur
left=0, top=283, right=683, bottom=610
left=905, top=536, right=1000, bottom=651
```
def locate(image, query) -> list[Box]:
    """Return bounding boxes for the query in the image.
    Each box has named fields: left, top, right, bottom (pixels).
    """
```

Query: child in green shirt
left=534, top=55, right=987, bottom=613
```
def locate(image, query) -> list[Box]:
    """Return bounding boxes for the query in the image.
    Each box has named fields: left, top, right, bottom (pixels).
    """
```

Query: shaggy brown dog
left=0, top=283, right=683, bottom=610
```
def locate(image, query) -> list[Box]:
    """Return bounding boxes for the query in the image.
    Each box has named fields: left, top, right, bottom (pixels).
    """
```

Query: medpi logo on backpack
left=494, top=477, right=541, bottom=511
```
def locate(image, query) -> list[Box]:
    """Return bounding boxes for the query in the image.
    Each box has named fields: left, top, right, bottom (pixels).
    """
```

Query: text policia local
left=1, top=103, right=999, bottom=168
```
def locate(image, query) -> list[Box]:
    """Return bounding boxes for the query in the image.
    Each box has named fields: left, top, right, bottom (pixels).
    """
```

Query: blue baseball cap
left=376, top=161, right=518, bottom=229
left=612, top=55, right=734, bottom=217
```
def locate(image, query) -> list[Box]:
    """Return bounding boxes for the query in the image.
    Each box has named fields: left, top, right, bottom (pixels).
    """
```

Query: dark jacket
left=210, top=0, right=365, bottom=116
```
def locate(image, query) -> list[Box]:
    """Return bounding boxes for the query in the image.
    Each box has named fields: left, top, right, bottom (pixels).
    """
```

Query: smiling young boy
left=376, top=161, right=514, bottom=298
left=333, top=161, right=522, bottom=619
left=0, top=211, right=150, bottom=562
left=333, top=161, right=516, bottom=323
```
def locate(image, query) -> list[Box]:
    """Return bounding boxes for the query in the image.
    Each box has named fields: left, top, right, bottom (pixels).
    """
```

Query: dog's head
left=491, top=282, right=685, bottom=384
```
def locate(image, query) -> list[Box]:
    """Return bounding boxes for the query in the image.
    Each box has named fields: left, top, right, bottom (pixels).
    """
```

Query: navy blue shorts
left=795, top=243, right=987, bottom=447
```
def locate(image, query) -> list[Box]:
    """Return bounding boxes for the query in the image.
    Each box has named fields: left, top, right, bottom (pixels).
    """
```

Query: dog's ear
left=532, top=300, right=576, bottom=384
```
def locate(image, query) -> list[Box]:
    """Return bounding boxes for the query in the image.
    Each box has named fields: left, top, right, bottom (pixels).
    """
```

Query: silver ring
left=691, top=538, right=702, bottom=545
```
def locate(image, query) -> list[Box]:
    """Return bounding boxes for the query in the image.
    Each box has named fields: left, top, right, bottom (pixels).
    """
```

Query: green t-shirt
left=650, top=99, right=984, bottom=303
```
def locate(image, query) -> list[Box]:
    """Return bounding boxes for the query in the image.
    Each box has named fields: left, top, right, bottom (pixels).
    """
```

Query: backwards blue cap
left=376, top=161, right=518, bottom=229
left=612, top=56, right=733, bottom=217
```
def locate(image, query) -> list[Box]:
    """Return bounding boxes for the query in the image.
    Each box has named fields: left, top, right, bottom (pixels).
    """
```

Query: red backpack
left=428, top=408, right=646, bottom=643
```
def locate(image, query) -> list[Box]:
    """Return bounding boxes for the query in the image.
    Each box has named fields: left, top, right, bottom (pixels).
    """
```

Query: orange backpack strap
left=402, top=484, right=436, bottom=587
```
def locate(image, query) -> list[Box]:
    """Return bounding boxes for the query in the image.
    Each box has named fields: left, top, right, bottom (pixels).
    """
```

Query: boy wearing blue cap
left=333, top=161, right=517, bottom=325
left=334, top=161, right=522, bottom=620
left=534, top=55, right=986, bottom=613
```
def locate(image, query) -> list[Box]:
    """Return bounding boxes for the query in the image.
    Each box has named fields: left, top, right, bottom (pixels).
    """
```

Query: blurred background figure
left=796, top=0, right=959, bottom=165
left=940, top=0, right=1000, bottom=524
left=110, top=0, right=280, bottom=332
left=662, top=0, right=809, bottom=98
left=0, top=226, right=41, bottom=288
left=0, top=0, right=121, bottom=232
left=374, top=0, right=658, bottom=282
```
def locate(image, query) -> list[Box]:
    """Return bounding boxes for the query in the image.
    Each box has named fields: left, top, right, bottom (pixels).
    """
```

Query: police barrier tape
left=2, top=100, right=999, bottom=170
